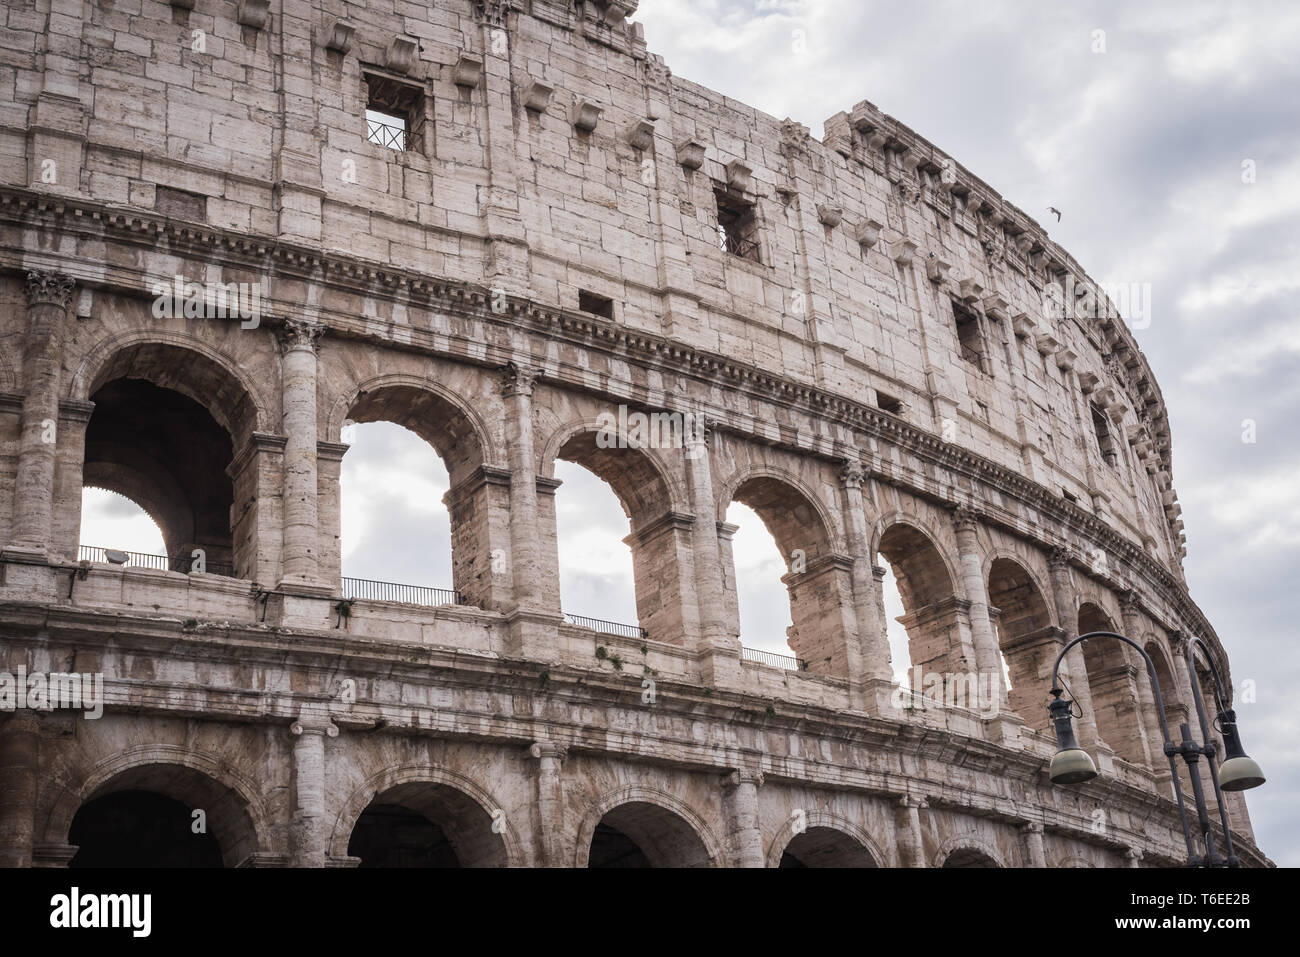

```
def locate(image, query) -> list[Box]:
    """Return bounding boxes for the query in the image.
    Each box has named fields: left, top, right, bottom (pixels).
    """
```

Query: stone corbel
left=1106, top=399, right=1129, bottom=423
left=237, top=0, right=270, bottom=29
left=522, top=80, right=553, bottom=112
left=627, top=119, right=655, bottom=151
left=170, top=0, right=195, bottom=8
left=319, top=17, right=355, bottom=54
left=1055, top=348, right=1078, bottom=371
left=981, top=293, right=1009, bottom=321
left=1010, top=312, right=1034, bottom=339
left=816, top=204, right=843, bottom=228
left=853, top=218, right=883, bottom=249
left=725, top=160, right=752, bottom=193
left=454, top=54, right=484, bottom=87
left=602, top=0, right=639, bottom=26
left=572, top=98, right=603, bottom=133
left=1034, top=330, right=1061, bottom=356
left=386, top=36, right=419, bottom=74
left=675, top=138, right=706, bottom=170
left=889, top=238, right=917, bottom=266
left=1077, top=371, right=1100, bottom=393
left=925, top=255, right=951, bottom=284
left=958, top=278, right=983, bottom=303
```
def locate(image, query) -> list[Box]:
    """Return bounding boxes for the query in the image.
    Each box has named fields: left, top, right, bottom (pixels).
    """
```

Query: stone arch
left=70, top=330, right=271, bottom=444
left=326, top=372, right=499, bottom=477
left=71, top=336, right=268, bottom=576
left=1078, top=603, right=1147, bottom=766
left=765, top=810, right=884, bottom=868
left=987, top=556, right=1057, bottom=734
left=44, top=744, right=271, bottom=868
left=874, top=516, right=963, bottom=678
left=574, top=786, right=723, bottom=868
left=717, top=465, right=854, bottom=674
left=540, top=417, right=694, bottom=643
left=1057, top=855, right=1096, bottom=868
left=933, top=835, right=1007, bottom=868
left=330, top=765, right=522, bottom=867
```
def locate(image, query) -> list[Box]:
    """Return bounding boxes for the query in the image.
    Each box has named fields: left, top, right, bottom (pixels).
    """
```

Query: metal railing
left=341, top=577, right=461, bottom=607
left=77, top=546, right=234, bottom=577
left=563, top=613, right=647, bottom=640
left=740, top=645, right=807, bottom=672
left=367, top=117, right=406, bottom=151
left=718, top=225, right=761, bottom=262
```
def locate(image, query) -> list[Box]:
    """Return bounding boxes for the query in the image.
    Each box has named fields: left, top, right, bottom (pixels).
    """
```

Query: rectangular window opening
left=715, top=188, right=761, bottom=263
left=1091, top=402, right=1119, bottom=468
left=365, top=72, right=425, bottom=152
left=578, top=289, right=614, bottom=319
left=953, top=301, right=987, bottom=371
left=876, top=390, right=903, bottom=415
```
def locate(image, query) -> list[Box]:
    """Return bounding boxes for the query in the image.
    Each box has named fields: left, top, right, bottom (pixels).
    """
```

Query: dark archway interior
left=84, top=378, right=235, bottom=573
left=345, top=783, right=507, bottom=868
left=778, top=826, right=877, bottom=868
left=587, top=801, right=710, bottom=868
left=347, top=803, right=460, bottom=867
left=69, top=790, right=223, bottom=868
left=988, top=558, right=1055, bottom=733
left=943, top=847, right=999, bottom=868
left=588, top=822, right=652, bottom=868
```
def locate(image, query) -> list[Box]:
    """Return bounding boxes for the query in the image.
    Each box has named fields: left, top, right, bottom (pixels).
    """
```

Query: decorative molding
left=24, top=270, right=75, bottom=308
left=500, top=361, right=539, bottom=397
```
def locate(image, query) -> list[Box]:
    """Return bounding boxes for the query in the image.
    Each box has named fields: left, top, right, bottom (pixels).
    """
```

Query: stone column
left=685, top=418, right=742, bottom=687
left=721, top=770, right=764, bottom=868
left=894, top=795, right=927, bottom=867
left=6, top=272, right=75, bottom=560
left=952, top=505, right=1006, bottom=707
left=501, top=362, right=542, bottom=612
left=839, top=462, right=894, bottom=691
left=288, top=713, right=337, bottom=868
left=1119, top=589, right=1156, bottom=770
left=0, top=713, right=40, bottom=868
left=1021, top=821, right=1047, bottom=867
left=1047, top=547, right=1101, bottom=749
left=277, top=319, right=325, bottom=589
left=528, top=741, right=566, bottom=867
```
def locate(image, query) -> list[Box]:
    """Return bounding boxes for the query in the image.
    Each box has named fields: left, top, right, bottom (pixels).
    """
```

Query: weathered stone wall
left=0, top=0, right=1262, bottom=867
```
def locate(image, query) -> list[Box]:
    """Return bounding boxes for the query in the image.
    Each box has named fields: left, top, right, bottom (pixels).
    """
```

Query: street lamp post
left=1046, top=630, right=1264, bottom=868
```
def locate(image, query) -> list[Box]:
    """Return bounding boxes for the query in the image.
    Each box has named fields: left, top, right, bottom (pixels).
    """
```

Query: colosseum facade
left=0, top=0, right=1269, bottom=868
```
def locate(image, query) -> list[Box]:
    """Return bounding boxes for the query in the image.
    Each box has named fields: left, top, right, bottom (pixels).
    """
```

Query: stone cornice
left=0, top=188, right=1219, bottom=661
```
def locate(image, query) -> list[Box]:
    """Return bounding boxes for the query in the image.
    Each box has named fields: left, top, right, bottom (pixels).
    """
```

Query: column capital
left=951, top=502, right=980, bottom=532
left=1125, top=846, right=1144, bottom=864
left=898, top=794, right=927, bottom=810
left=24, top=270, right=76, bottom=308
left=277, top=318, right=325, bottom=354
left=839, top=459, right=865, bottom=489
left=724, top=768, right=764, bottom=790
left=500, top=360, right=540, bottom=397
left=1019, top=820, right=1044, bottom=834
left=527, top=741, right=567, bottom=762
left=682, top=411, right=712, bottom=448
left=1048, top=544, right=1074, bottom=569
left=290, top=716, right=338, bottom=738
left=473, top=0, right=516, bottom=27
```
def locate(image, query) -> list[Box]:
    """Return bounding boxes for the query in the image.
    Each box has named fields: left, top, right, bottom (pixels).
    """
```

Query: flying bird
left=1048, top=207, right=1062, bottom=222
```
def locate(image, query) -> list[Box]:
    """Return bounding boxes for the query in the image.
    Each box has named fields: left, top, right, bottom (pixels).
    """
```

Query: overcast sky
left=81, top=0, right=1297, bottom=867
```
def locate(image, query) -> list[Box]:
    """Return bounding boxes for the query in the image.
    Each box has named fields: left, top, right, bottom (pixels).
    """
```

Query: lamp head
left=1217, top=708, right=1265, bottom=791
left=1048, top=689, right=1097, bottom=785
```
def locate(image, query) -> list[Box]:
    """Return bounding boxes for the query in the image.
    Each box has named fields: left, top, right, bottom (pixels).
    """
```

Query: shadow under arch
left=575, top=786, right=722, bottom=868
left=719, top=466, right=854, bottom=676
left=329, top=765, right=521, bottom=867
left=933, top=835, right=1007, bottom=868
left=765, top=810, right=884, bottom=868
left=1078, top=603, right=1148, bottom=767
left=46, top=745, right=271, bottom=868
left=874, top=516, right=962, bottom=678
left=987, top=555, right=1057, bottom=734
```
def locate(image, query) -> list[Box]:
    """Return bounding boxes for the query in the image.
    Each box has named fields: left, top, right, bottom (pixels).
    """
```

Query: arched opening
left=77, top=343, right=261, bottom=578
left=942, top=847, right=1000, bottom=868
left=346, top=782, right=506, bottom=868
left=880, top=563, right=911, bottom=682
left=554, top=459, right=638, bottom=630
left=987, top=558, right=1056, bottom=734
left=1079, top=603, right=1147, bottom=766
left=1142, top=639, right=1186, bottom=789
left=551, top=429, right=683, bottom=643
left=340, top=385, right=485, bottom=605
left=778, top=827, right=878, bottom=868
left=339, top=421, right=453, bottom=599
left=65, top=763, right=259, bottom=868
left=725, top=476, right=851, bottom=676
left=587, top=801, right=711, bottom=868
left=70, top=791, right=223, bottom=868
left=79, top=487, right=167, bottom=560
left=725, top=501, right=795, bottom=662
left=877, top=523, right=961, bottom=693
